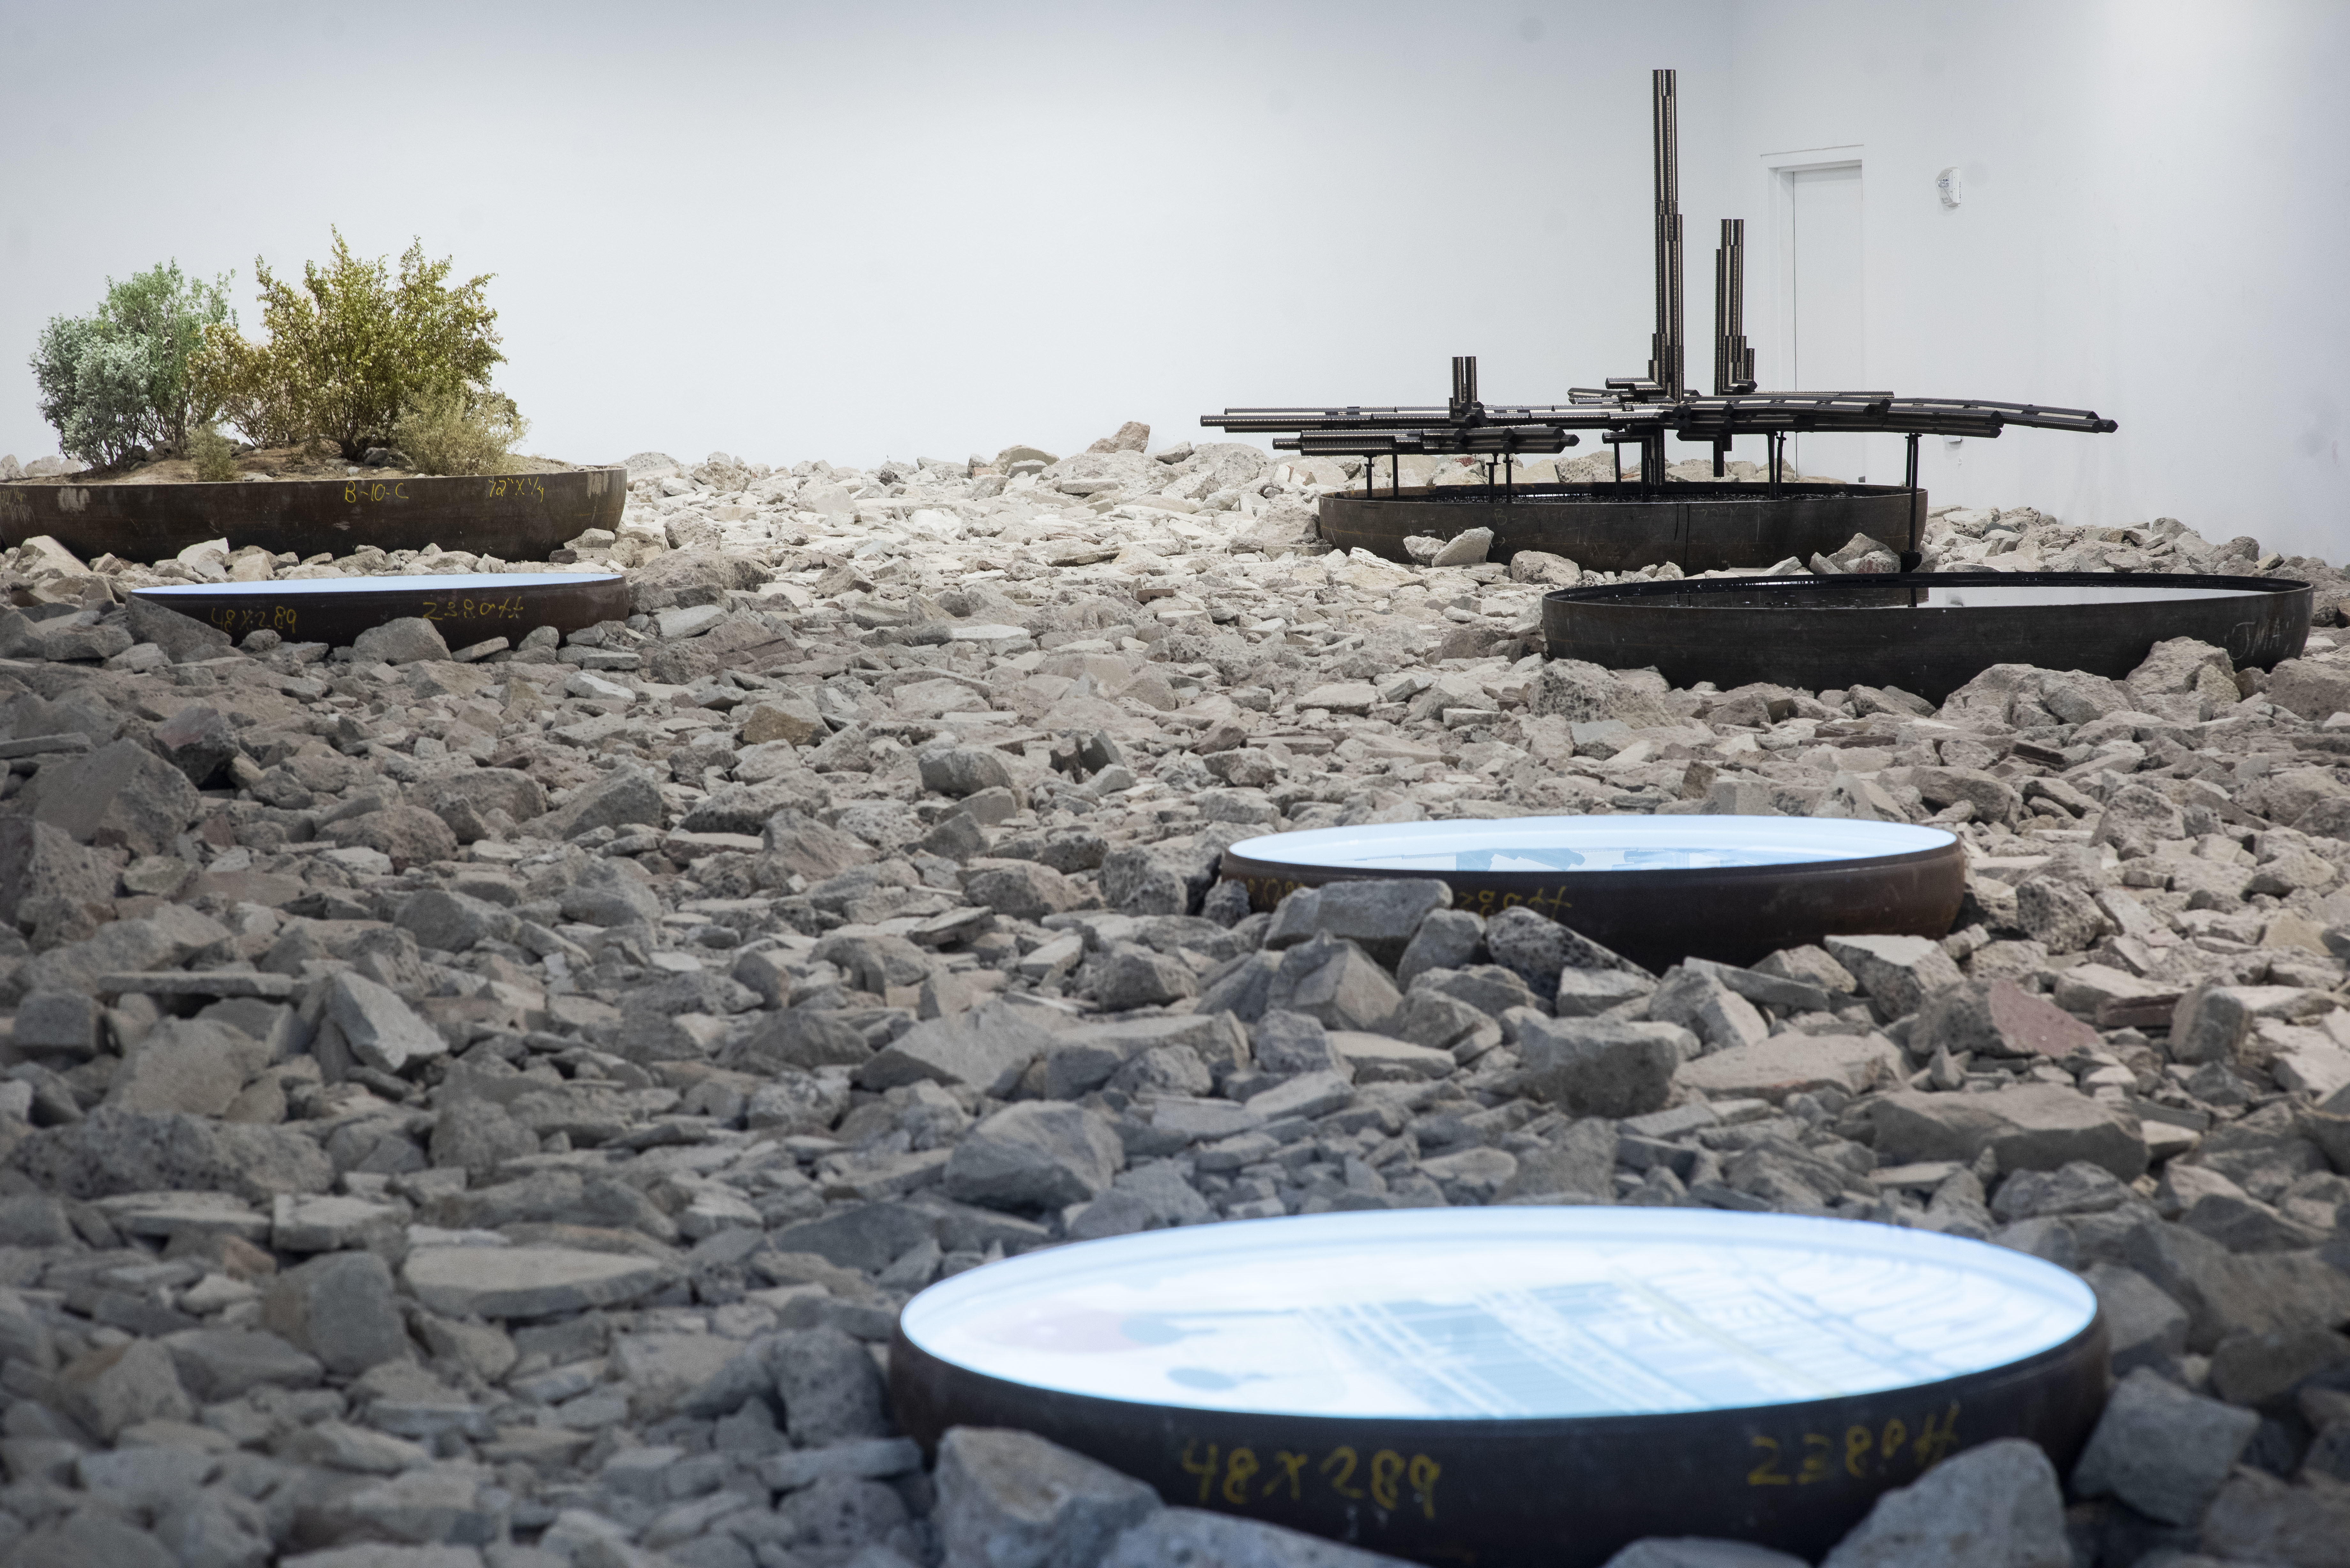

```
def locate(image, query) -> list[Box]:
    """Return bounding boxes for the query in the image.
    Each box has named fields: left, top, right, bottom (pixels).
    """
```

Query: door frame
left=1759, top=144, right=1864, bottom=474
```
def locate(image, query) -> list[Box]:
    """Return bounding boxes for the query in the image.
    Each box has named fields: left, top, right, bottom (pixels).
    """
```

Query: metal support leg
left=1768, top=434, right=1782, bottom=498
left=1905, top=431, right=1922, bottom=552
left=1391, top=454, right=1400, bottom=497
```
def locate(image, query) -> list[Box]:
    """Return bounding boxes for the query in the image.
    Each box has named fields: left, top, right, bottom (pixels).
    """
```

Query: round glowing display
left=891, top=1210, right=2110, bottom=1565
left=127, top=570, right=627, bottom=649
left=1224, top=816, right=1953, bottom=879
left=898, top=1209, right=2096, bottom=1422
left=1542, top=569, right=2310, bottom=706
left=1217, top=816, right=1967, bottom=969
left=1898, top=582, right=2270, bottom=607
left=134, top=570, right=614, bottom=597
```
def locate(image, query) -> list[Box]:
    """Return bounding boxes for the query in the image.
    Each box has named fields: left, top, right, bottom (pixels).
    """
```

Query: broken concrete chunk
left=1817, top=1438, right=2067, bottom=1568
left=944, top=1103, right=1123, bottom=1212
left=1871, top=1086, right=2148, bottom=1180
left=326, top=970, right=450, bottom=1074
left=1264, top=934, right=1402, bottom=1032
left=1822, top=933, right=1964, bottom=1019
left=262, top=1252, right=410, bottom=1376
left=1265, top=878, right=1451, bottom=969
left=1518, top=1017, right=1689, bottom=1118
left=349, top=615, right=450, bottom=664
left=937, top=1425, right=1162, bottom=1568
left=23, top=737, right=201, bottom=857
left=403, top=1245, right=678, bottom=1319
left=1677, top=1034, right=1901, bottom=1104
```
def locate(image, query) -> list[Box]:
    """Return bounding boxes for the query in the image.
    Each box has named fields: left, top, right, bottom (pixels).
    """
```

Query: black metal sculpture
left=1202, top=70, right=2116, bottom=569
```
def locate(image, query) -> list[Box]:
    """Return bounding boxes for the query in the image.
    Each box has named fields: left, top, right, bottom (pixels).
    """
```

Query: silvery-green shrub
left=29, top=261, right=234, bottom=467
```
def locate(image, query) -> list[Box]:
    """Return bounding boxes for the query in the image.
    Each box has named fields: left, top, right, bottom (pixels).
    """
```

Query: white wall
left=1712, top=0, right=2350, bottom=559
left=0, top=0, right=1732, bottom=477
left=3, top=1, right=2344, bottom=562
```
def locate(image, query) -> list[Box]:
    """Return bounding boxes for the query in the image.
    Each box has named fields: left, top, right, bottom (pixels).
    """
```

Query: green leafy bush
left=192, top=229, right=505, bottom=460
left=188, top=425, right=239, bottom=482
left=29, top=262, right=234, bottom=466
left=392, top=382, right=530, bottom=476
left=188, top=323, right=308, bottom=450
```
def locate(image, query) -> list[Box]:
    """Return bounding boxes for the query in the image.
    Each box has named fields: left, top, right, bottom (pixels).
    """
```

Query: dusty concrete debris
left=1818, top=1438, right=2070, bottom=1568
left=0, top=457, right=2346, bottom=1564
left=2070, top=1365, right=2260, bottom=1525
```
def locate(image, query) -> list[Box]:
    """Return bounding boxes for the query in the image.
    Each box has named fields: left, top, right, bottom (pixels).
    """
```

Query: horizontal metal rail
left=1278, top=427, right=1578, bottom=457
left=1204, top=387, right=2116, bottom=458
left=1199, top=68, right=2116, bottom=476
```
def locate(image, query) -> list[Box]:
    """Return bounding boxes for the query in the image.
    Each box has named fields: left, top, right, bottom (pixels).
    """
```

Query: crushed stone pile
left=0, top=427, right=2346, bottom=1565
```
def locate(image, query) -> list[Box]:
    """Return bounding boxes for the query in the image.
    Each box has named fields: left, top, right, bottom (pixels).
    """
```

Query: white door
left=1786, top=162, right=1865, bottom=481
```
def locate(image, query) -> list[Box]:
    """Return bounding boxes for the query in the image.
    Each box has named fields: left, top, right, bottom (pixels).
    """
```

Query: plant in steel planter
left=28, top=260, right=236, bottom=467
left=187, top=424, right=239, bottom=483
left=190, top=228, right=513, bottom=461
left=391, top=381, right=531, bottom=476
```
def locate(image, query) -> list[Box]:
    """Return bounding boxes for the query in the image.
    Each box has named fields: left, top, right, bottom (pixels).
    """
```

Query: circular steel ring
left=128, top=570, right=629, bottom=650
left=891, top=1210, right=2109, bottom=1568
left=1217, top=817, right=1966, bottom=972
left=1316, top=481, right=1925, bottom=573
left=1539, top=571, right=2312, bottom=705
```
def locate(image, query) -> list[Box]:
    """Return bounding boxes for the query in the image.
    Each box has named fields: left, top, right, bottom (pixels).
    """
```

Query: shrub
left=391, top=382, right=530, bottom=476
left=188, top=425, right=239, bottom=482
left=188, top=323, right=308, bottom=450
left=29, top=262, right=234, bottom=466
left=190, top=228, right=504, bottom=460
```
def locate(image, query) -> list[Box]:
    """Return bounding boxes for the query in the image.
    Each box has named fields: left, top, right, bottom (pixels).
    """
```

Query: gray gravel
left=2, top=433, right=2350, bottom=1566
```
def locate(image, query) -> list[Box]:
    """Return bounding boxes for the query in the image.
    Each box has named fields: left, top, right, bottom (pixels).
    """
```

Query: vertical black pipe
left=1648, top=69, right=1684, bottom=401
left=1905, top=431, right=1922, bottom=552
left=1714, top=218, right=1753, bottom=395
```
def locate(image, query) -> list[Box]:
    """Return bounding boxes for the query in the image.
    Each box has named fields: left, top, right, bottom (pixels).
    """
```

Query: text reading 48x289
left=1178, top=1440, right=1440, bottom=1520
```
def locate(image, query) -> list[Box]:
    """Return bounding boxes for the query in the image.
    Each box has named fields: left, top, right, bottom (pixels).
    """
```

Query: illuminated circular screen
left=1226, top=816, right=1953, bottom=877
left=134, top=570, right=617, bottom=596
left=900, top=1209, right=2098, bottom=1421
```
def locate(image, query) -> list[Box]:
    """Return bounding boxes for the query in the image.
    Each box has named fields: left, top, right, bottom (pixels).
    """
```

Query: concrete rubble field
left=3, top=429, right=2350, bottom=1567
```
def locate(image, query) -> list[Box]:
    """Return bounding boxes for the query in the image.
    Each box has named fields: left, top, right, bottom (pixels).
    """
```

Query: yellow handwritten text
left=419, top=595, right=527, bottom=623
left=1179, top=1439, right=1440, bottom=1522
left=1747, top=1402, right=1962, bottom=1489
left=203, top=603, right=299, bottom=635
